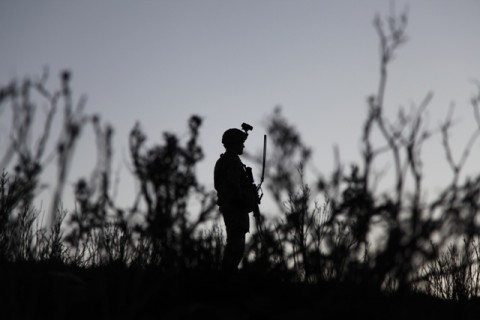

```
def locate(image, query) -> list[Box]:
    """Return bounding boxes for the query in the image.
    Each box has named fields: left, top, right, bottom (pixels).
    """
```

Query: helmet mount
left=241, top=122, right=253, bottom=134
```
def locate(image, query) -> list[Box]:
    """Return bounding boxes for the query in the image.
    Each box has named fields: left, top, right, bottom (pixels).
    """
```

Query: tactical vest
left=214, top=152, right=251, bottom=212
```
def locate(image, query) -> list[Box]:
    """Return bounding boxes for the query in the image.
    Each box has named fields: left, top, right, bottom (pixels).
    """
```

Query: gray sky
left=1, top=0, right=480, bottom=218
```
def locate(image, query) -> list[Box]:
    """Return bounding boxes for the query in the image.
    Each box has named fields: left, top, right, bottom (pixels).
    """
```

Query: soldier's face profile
left=227, top=142, right=244, bottom=155
left=238, top=143, right=245, bottom=155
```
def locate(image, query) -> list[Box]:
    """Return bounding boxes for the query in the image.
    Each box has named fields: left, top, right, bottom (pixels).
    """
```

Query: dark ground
left=1, top=262, right=479, bottom=320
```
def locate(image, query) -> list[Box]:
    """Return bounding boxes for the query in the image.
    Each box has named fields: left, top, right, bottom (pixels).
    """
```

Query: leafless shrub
left=418, top=239, right=480, bottom=300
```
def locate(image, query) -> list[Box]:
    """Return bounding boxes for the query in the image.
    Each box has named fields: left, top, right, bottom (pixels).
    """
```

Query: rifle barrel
left=260, top=134, right=267, bottom=184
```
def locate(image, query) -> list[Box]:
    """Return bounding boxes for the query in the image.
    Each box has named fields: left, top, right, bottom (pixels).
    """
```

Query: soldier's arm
left=225, top=163, right=244, bottom=205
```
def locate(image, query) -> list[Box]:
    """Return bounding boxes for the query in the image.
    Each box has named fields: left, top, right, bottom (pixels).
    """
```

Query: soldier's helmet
left=222, top=128, right=247, bottom=147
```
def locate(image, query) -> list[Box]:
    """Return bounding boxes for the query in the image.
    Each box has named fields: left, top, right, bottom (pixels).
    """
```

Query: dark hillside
left=1, top=262, right=479, bottom=320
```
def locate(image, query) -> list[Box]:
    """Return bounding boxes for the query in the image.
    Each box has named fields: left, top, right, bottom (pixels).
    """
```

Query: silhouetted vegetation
left=1, top=10, right=480, bottom=320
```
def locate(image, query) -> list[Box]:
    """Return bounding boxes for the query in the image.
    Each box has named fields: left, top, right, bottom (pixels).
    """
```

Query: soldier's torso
left=214, top=152, right=251, bottom=232
left=214, top=152, right=250, bottom=202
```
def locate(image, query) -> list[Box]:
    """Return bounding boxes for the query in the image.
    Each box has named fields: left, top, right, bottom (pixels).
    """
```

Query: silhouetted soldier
left=214, top=128, right=255, bottom=274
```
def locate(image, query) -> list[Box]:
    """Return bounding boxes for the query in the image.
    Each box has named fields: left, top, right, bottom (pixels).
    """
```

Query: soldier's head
left=222, top=128, right=247, bottom=155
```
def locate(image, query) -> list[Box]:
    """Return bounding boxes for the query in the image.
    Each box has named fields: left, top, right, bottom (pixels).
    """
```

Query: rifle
left=241, top=123, right=267, bottom=218
left=244, top=132, right=267, bottom=240
left=245, top=135, right=265, bottom=218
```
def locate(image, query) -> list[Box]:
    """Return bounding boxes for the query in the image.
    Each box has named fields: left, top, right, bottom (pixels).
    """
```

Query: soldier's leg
left=222, top=228, right=246, bottom=273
